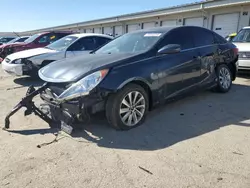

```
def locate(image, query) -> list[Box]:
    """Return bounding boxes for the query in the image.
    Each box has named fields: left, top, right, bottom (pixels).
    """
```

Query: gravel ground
left=1, top=69, right=250, bottom=188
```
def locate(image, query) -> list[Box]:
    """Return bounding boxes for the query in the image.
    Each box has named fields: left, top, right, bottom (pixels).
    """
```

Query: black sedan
left=4, top=26, right=238, bottom=132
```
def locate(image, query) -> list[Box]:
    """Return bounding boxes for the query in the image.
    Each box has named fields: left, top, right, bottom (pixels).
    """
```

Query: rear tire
left=106, top=84, right=149, bottom=130
left=214, top=64, right=232, bottom=93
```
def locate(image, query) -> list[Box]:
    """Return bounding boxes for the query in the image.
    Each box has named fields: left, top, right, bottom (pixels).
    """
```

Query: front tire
left=215, top=64, right=232, bottom=93
left=106, top=84, right=149, bottom=130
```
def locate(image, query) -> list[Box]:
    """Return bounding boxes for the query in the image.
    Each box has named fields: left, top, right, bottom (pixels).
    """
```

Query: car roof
left=243, top=26, right=250, bottom=29
left=130, top=26, right=209, bottom=34
left=68, top=33, right=114, bottom=39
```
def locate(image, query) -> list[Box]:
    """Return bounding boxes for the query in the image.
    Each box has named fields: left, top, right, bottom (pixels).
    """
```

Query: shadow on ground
left=8, top=83, right=250, bottom=151
left=13, top=76, right=44, bottom=87
left=6, top=128, right=59, bottom=135
left=237, top=71, right=250, bottom=79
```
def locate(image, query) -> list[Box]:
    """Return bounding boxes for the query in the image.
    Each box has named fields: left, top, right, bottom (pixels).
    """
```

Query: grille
left=239, top=52, right=250, bottom=59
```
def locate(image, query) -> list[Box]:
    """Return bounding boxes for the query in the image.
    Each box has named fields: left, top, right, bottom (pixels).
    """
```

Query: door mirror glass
left=157, top=44, right=181, bottom=55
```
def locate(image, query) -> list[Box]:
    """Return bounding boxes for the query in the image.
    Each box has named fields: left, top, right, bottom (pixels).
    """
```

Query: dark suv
left=0, top=31, right=74, bottom=61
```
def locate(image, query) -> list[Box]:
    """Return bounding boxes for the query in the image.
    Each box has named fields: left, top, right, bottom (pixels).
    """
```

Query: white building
left=20, top=0, right=250, bottom=37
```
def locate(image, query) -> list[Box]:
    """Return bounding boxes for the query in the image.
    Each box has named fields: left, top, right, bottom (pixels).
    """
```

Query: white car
left=2, top=33, right=113, bottom=76
left=232, top=27, right=250, bottom=70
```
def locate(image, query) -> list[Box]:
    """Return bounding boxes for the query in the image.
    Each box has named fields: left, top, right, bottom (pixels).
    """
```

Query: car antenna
left=13, top=31, right=20, bottom=37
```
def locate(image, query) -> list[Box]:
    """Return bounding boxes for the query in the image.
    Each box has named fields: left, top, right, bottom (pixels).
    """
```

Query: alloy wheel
left=119, top=91, right=146, bottom=127
left=219, top=67, right=231, bottom=89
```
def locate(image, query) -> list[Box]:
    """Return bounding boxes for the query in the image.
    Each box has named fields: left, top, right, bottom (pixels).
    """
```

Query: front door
left=155, top=27, right=201, bottom=98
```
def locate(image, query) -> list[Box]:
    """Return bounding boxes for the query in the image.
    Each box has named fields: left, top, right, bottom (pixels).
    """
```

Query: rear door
left=192, top=28, right=219, bottom=84
left=155, top=27, right=201, bottom=98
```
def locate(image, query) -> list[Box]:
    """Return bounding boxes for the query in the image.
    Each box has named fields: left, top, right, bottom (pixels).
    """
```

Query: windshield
left=24, top=33, right=41, bottom=43
left=232, top=29, right=250, bottom=42
left=6, top=38, right=19, bottom=44
left=95, top=31, right=163, bottom=54
left=46, top=36, right=78, bottom=51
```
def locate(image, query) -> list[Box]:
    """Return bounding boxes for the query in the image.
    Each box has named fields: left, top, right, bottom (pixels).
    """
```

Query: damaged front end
left=4, top=80, right=107, bottom=134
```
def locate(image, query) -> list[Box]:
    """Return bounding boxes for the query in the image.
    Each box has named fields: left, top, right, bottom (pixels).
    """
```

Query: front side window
left=38, top=34, right=50, bottom=44
left=67, top=37, right=96, bottom=51
left=95, top=31, right=164, bottom=54
left=232, top=29, right=250, bottom=42
left=46, top=36, right=78, bottom=51
left=158, top=28, right=194, bottom=50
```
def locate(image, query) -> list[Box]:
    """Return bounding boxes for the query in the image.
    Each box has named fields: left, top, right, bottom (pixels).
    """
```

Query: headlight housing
left=58, top=69, right=109, bottom=101
left=12, top=58, right=23, bottom=64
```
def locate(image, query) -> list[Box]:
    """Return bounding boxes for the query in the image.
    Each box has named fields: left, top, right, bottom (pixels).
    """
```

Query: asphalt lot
left=1, top=69, right=250, bottom=188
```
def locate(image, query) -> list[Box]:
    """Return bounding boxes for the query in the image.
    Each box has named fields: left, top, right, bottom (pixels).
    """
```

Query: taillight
left=233, top=47, right=238, bottom=55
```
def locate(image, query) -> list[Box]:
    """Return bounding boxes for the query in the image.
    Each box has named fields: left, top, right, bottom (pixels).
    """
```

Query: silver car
left=233, top=27, right=250, bottom=70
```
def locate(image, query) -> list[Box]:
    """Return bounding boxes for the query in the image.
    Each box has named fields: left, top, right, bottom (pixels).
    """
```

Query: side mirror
left=157, top=44, right=181, bottom=55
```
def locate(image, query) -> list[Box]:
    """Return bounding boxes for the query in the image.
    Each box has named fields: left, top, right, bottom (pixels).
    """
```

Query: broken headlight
left=58, top=69, right=109, bottom=101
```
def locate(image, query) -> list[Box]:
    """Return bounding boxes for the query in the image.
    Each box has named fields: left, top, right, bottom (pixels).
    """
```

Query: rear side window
left=213, top=33, right=227, bottom=44
left=158, top=27, right=194, bottom=50
left=95, top=37, right=112, bottom=46
left=192, top=28, right=215, bottom=47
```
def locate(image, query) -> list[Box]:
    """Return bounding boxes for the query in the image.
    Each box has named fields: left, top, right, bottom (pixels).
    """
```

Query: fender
left=117, top=77, right=152, bottom=90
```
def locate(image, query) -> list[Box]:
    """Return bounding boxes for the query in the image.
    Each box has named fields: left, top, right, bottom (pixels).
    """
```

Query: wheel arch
left=214, top=58, right=238, bottom=81
left=117, top=77, right=153, bottom=110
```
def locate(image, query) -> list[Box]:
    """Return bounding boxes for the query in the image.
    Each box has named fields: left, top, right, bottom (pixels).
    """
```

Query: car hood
left=233, top=42, right=250, bottom=52
left=39, top=53, right=141, bottom=83
left=28, top=51, right=64, bottom=64
left=0, top=42, right=24, bottom=49
left=6, top=47, right=57, bottom=61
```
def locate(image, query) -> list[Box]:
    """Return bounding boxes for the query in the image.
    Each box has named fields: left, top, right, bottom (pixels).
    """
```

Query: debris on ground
left=139, top=166, right=153, bottom=175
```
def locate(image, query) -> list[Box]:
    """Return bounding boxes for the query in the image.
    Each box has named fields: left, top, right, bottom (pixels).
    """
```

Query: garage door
left=184, top=17, right=204, bottom=27
left=161, top=20, right=177, bottom=26
left=103, top=26, right=113, bottom=35
left=143, top=22, right=156, bottom=29
left=85, top=28, right=93, bottom=33
left=114, top=25, right=123, bottom=37
left=93, top=27, right=102, bottom=34
left=127, top=24, right=141, bottom=33
left=212, top=13, right=239, bottom=37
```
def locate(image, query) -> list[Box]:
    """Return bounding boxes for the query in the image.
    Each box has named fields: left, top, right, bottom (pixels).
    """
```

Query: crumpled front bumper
left=4, top=83, right=106, bottom=134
